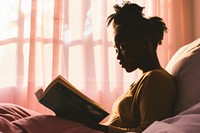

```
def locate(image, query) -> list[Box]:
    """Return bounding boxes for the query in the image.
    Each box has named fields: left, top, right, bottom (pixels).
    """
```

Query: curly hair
left=107, top=1, right=167, bottom=50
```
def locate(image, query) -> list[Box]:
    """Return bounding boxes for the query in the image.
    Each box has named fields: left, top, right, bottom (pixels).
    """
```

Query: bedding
left=166, top=38, right=200, bottom=115
left=143, top=102, right=200, bottom=133
left=0, top=103, right=102, bottom=133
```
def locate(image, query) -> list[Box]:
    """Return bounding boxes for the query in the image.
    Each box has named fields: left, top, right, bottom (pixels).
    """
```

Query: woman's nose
left=117, top=52, right=122, bottom=60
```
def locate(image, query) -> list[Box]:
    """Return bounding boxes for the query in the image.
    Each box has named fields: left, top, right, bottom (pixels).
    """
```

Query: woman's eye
left=113, top=43, right=126, bottom=54
left=119, top=45, right=123, bottom=50
left=116, top=49, right=119, bottom=54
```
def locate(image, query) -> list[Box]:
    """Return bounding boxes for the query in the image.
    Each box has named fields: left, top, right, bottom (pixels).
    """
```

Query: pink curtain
left=0, top=0, right=198, bottom=114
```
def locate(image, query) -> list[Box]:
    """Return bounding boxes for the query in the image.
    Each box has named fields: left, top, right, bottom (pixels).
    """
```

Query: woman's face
left=113, top=30, right=146, bottom=72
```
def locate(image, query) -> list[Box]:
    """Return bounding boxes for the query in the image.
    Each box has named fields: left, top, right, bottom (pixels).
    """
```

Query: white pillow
left=166, top=38, right=200, bottom=115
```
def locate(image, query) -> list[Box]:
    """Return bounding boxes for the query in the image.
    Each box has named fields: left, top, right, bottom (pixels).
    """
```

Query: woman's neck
left=140, top=53, right=162, bottom=73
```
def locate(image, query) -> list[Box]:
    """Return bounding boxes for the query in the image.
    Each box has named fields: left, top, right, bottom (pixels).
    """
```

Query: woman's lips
left=119, top=60, right=124, bottom=67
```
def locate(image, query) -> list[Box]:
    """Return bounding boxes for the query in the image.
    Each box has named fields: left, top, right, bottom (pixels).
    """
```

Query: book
left=35, top=75, right=109, bottom=125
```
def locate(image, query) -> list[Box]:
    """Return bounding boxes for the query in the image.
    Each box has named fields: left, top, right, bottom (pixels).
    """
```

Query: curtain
left=0, top=0, right=196, bottom=114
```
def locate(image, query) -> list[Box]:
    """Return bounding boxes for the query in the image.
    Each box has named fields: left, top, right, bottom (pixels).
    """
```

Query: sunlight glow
left=68, top=45, right=84, bottom=90
left=69, top=0, right=83, bottom=41
left=94, top=45, right=103, bottom=90
left=84, top=7, right=92, bottom=38
left=0, top=0, right=18, bottom=40
left=20, top=0, right=31, bottom=14
left=0, top=44, right=16, bottom=88
left=63, top=25, right=71, bottom=44
left=108, top=46, right=117, bottom=92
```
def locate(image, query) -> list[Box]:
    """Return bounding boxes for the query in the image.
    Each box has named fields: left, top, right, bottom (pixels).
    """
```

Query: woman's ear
left=142, top=34, right=151, bottom=48
left=143, top=34, right=158, bottom=56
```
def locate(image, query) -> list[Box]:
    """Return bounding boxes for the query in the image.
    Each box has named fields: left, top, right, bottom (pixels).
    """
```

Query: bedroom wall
left=180, top=0, right=200, bottom=44
left=193, top=0, right=200, bottom=40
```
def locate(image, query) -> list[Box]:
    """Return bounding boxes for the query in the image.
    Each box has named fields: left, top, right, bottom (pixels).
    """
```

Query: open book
left=35, top=75, right=109, bottom=125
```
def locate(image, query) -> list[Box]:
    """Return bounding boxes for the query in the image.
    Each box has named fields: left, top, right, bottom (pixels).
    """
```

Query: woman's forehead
left=113, top=31, right=127, bottom=43
left=113, top=35, right=128, bottom=48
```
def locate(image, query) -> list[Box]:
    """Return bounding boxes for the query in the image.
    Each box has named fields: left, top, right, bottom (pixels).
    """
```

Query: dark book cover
left=35, top=75, right=109, bottom=124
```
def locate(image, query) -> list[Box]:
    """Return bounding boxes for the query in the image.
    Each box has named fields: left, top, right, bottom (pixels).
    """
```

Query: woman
left=95, top=1, right=176, bottom=133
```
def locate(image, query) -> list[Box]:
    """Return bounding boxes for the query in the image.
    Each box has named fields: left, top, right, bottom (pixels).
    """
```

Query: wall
left=193, top=0, right=200, bottom=40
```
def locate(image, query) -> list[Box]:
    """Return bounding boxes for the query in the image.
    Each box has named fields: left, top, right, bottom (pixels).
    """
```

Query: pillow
left=142, top=121, right=184, bottom=133
left=143, top=103, right=200, bottom=133
left=0, top=103, right=40, bottom=122
left=166, top=38, right=200, bottom=115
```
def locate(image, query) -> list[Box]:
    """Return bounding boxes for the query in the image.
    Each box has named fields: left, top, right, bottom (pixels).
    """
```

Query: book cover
left=35, top=75, right=109, bottom=124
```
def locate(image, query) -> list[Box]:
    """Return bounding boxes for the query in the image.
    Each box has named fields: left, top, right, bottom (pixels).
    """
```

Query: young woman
left=93, top=1, right=177, bottom=133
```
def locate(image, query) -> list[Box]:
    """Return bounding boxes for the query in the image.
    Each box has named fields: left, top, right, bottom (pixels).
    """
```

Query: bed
left=1, top=38, right=200, bottom=133
left=144, top=37, right=200, bottom=133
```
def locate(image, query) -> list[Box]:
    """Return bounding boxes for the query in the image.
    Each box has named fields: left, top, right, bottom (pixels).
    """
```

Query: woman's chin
left=123, top=66, right=137, bottom=73
left=125, top=69, right=133, bottom=73
left=124, top=67, right=133, bottom=73
left=120, top=63, right=136, bottom=72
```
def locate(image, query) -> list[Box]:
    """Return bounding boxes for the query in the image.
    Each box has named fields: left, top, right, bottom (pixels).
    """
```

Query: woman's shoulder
left=145, top=68, right=173, bottom=79
left=139, top=68, right=176, bottom=93
left=140, top=68, right=175, bottom=87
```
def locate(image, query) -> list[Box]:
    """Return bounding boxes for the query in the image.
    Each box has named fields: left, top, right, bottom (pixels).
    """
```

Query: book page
left=35, top=88, right=44, bottom=100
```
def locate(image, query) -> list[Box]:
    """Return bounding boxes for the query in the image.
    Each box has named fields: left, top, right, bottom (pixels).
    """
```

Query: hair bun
left=149, top=17, right=167, bottom=45
left=107, top=2, right=144, bottom=27
left=122, top=2, right=144, bottom=17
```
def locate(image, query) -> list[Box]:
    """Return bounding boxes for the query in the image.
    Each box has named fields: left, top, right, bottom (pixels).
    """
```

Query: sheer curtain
left=0, top=0, right=196, bottom=113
